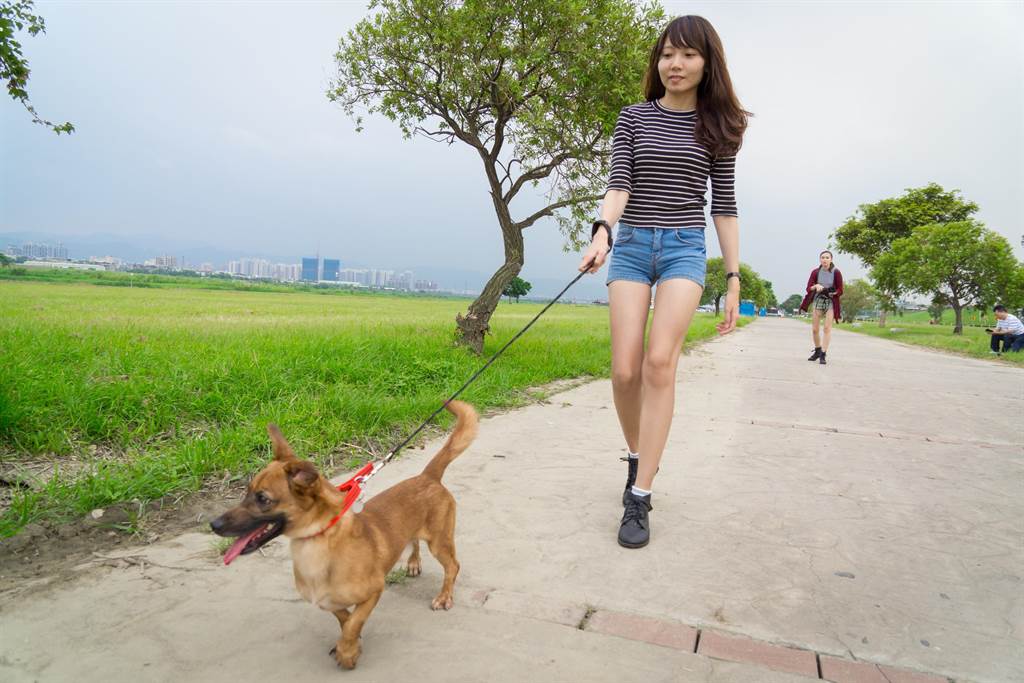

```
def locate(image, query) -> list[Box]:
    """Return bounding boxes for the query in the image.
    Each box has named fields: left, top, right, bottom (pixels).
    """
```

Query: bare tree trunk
left=456, top=221, right=524, bottom=353
left=878, top=309, right=888, bottom=327
left=714, top=295, right=721, bottom=316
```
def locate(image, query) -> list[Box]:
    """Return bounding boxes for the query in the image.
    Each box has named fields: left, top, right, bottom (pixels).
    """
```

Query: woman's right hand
left=578, top=234, right=610, bottom=274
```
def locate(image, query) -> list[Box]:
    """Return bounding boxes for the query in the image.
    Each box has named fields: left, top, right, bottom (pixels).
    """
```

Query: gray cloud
left=2, top=0, right=1020, bottom=302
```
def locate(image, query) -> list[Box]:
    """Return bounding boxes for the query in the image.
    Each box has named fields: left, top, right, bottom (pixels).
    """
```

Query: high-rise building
left=392, top=270, right=414, bottom=290
left=322, top=258, right=340, bottom=282
left=300, top=256, right=343, bottom=282
left=301, top=257, right=320, bottom=282
left=270, top=263, right=301, bottom=281
left=339, top=268, right=361, bottom=284
left=6, top=242, right=68, bottom=259
left=145, top=255, right=178, bottom=270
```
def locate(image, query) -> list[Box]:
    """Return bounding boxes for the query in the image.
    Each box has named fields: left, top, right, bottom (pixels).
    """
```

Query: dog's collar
left=297, top=511, right=345, bottom=540
left=295, top=469, right=367, bottom=540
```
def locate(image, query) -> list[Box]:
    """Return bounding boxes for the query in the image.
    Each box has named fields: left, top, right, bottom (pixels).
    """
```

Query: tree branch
left=513, top=194, right=603, bottom=232
left=502, top=155, right=569, bottom=203
left=412, top=126, right=458, bottom=144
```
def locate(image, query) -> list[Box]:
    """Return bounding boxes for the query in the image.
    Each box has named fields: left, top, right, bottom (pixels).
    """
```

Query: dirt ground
left=0, top=482, right=243, bottom=601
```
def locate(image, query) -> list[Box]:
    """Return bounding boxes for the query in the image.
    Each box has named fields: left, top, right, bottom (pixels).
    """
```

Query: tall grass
left=0, top=280, right=746, bottom=535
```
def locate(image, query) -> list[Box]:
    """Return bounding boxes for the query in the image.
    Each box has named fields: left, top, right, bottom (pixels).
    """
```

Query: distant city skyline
left=0, top=229, right=597, bottom=300
left=3, top=238, right=446, bottom=294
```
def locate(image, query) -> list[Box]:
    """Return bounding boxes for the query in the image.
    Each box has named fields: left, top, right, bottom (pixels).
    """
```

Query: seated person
left=988, top=304, right=1024, bottom=354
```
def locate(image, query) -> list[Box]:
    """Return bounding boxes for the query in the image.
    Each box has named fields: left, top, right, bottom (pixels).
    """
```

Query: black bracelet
left=591, top=220, right=614, bottom=250
left=725, top=271, right=741, bottom=282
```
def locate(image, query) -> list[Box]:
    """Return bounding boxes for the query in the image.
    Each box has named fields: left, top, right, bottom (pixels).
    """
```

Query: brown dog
left=211, top=400, right=478, bottom=669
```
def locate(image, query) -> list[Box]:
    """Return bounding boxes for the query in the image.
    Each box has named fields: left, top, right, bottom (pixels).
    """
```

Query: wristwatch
left=725, top=271, right=741, bottom=282
left=591, top=220, right=615, bottom=250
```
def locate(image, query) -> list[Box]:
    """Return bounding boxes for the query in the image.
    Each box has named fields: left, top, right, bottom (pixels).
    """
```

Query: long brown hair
left=643, top=16, right=750, bottom=157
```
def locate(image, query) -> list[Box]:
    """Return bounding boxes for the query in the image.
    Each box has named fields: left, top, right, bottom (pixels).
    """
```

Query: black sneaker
left=622, top=457, right=638, bottom=506
left=618, top=491, right=652, bottom=548
left=807, top=348, right=822, bottom=361
left=819, top=351, right=827, bottom=365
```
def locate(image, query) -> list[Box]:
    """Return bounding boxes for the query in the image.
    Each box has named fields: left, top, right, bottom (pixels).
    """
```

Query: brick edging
left=463, top=588, right=953, bottom=683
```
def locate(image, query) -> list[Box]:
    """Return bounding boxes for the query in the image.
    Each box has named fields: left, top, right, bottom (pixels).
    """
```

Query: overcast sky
left=1, top=0, right=1021, bottom=301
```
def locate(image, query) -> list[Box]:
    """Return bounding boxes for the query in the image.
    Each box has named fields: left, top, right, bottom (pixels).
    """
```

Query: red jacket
left=799, top=267, right=843, bottom=321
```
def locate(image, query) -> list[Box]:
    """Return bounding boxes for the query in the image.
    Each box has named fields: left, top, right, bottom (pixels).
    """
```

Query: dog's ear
left=267, top=424, right=297, bottom=462
left=284, top=460, right=319, bottom=492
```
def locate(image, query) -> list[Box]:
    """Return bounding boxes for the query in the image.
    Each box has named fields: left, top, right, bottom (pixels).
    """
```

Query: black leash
left=357, top=256, right=601, bottom=485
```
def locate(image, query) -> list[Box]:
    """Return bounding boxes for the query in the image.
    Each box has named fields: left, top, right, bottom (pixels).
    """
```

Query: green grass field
left=0, top=278, right=748, bottom=536
left=832, top=317, right=1023, bottom=364
left=866, top=309, right=994, bottom=327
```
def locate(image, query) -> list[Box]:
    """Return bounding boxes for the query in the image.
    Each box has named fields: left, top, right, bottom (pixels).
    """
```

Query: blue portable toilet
left=739, top=300, right=755, bottom=316
left=758, top=307, right=767, bottom=316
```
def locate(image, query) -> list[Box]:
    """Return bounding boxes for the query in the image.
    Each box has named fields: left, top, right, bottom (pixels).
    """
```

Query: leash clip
left=337, top=456, right=389, bottom=506
left=352, top=460, right=386, bottom=503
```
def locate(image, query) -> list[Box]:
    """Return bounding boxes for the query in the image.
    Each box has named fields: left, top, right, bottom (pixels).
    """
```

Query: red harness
left=297, top=462, right=376, bottom=540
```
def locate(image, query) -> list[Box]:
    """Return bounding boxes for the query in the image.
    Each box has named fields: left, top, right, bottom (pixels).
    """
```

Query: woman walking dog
left=579, top=16, right=748, bottom=549
left=799, top=250, right=844, bottom=364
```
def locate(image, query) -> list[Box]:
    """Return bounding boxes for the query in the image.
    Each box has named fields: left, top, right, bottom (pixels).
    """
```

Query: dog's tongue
left=223, top=527, right=263, bottom=566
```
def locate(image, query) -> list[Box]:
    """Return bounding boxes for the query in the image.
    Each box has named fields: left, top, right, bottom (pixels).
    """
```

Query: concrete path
left=2, top=319, right=1021, bottom=682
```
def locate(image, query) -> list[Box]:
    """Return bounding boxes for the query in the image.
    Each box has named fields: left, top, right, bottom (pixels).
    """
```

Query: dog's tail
left=421, top=400, right=478, bottom=481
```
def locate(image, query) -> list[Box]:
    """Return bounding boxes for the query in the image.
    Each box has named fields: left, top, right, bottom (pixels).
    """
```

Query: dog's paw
left=431, top=594, right=454, bottom=611
left=406, top=560, right=422, bottom=577
left=334, top=642, right=360, bottom=670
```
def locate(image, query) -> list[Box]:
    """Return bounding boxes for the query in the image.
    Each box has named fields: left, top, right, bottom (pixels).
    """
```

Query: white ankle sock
left=631, top=485, right=652, bottom=497
left=627, top=451, right=639, bottom=460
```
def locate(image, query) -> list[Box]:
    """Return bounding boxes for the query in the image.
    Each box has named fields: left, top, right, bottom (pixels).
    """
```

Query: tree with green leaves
left=760, top=279, right=777, bottom=308
left=701, top=257, right=767, bottom=314
left=502, top=275, right=531, bottom=303
left=838, top=278, right=876, bottom=323
left=743, top=266, right=768, bottom=308
left=1007, top=266, right=1024, bottom=312
left=871, top=220, right=1021, bottom=334
left=832, top=183, right=977, bottom=326
left=0, top=253, right=13, bottom=267
left=1, top=0, right=73, bottom=134
left=781, top=293, right=802, bottom=313
left=700, top=257, right=726, bottom=314
left=328, top=0, right=663, bottom=352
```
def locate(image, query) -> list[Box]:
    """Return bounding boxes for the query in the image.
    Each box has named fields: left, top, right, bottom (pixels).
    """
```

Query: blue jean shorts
left=606, top=223, right=707, bottom=288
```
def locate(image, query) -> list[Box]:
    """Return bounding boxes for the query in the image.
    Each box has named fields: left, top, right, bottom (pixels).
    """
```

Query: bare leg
left=822, top=308, right=834, bottom=351
left=634, top=278, right=703, bottom=490
left=333, top=591, right=381, bottom=669
left=812, top=308, right=822, bottom=348
left=608, top=280, right=652, bottom=453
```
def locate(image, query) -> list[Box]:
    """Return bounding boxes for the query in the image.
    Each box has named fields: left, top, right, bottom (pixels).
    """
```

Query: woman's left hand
left=716, top=287, right=740, bottom=335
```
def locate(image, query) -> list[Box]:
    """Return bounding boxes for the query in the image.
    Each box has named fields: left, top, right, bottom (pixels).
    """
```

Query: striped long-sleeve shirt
left=996, top=314, right=1024, bottom=336
left=607, top=99, right=737, bottom=229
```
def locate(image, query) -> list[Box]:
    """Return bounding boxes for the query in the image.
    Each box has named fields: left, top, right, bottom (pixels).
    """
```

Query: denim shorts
left=606, top=223, right=707, bottom=288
